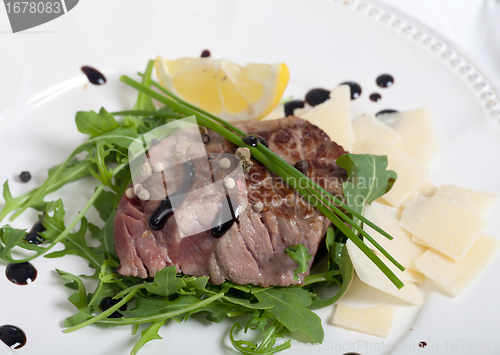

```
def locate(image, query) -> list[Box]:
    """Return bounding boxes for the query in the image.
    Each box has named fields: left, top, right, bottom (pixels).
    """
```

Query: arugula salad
left=0, top=60, right=402, bottom=354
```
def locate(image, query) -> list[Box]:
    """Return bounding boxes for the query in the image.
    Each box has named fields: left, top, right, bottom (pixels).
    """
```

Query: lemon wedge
left=155, top=57, right=289, bottom=121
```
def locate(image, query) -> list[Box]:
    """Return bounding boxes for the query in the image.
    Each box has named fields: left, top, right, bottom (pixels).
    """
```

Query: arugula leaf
left=336, top=153, right=396, bottom=214
left=130, top=320, right=167, bottom=355
left=230, top=321, right=291, bottom=355
left=76, top=107, right=120, bottom=138
left=253, top=288, right=323, bottom=343
left=284, top=244, right=312, bottom=281
left=56, top=269, right=94, bottom=327
left=0, top=226, right=27, bottom=261
left=310, top=228, right=354, bottom=308
left=143, top=266, right=185, bottom=297
left=121, top=294, right=201, bottom=320
left=45, top=216, right=105, bottom=276
left=88, top=211, right=117, bottom=260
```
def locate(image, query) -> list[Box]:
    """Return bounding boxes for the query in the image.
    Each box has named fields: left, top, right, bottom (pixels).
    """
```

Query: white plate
left=1, top=1, right=500, bottom=354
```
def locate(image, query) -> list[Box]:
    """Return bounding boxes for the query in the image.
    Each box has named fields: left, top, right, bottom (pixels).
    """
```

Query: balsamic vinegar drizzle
left=24, top=217, right=46, bottom=245
left=305, top=88, right=330, bottom=107
left=211, top=193, right=237, bottom=238
left=5, top=262, right=37, bottom=285
left=0, top=324, right=27, bottom=349
left=100, top=297, right=127, bottom=318
left=376, top=74, right=394, bottom=88
left=376, top=109, right=399, bottom=116
left=242, top=135, right=268, bottom=148
left=148, top=161, right=196, bottom=230
left=284, top=100, right=305, bottom=117
left=339, top=81, right=362, bottom=100
left=81, top=66, right=106, bottom=85
left=369, top=93, right=382, bottom=102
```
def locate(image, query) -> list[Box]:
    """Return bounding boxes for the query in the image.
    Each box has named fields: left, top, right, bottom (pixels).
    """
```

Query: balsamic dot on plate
left=19, top=171, right=31, bottom=183
left=305, top=88, right=330, bottom=106
left=369, top=93, right=382, bottom=102
left=284, top=100, right=305, bottom=116
left=81, top=66, right=106, bottom=85
left=339, top=81, right=362, bottom=100
left=5, top=262, right=37, bottom=285
left=376, top=74, right=394, bottom=88
left=100, top=297, right=128, bottom=318
left=200, top=49, right=211, bottom=57
left=0, top=324, right=27, bottom=349
left=419, top=341, right=428, bottom=348
left=376, top=109, right=398, bottom=116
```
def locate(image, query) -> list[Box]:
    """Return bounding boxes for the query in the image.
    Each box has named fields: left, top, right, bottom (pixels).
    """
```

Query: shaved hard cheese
left=352, top=114, right=402, bottom=152
left=331, top=303, right=396, bottom=338
left=403, top=181, right=437, bottom=207
left=400, top=196, right=486, bottom=261
left=414, top=234, right=500, bottom=296
left=346, top=240, right=423, bottom=305
left=434, top=185, right=498, bottom=218
left=363, top=202, right=426, bottom=269
left=302, top=85, right=354, bottom=151
left=357, top=142, right=428, bottom=207
left=378, top=108, right=439, bottom=166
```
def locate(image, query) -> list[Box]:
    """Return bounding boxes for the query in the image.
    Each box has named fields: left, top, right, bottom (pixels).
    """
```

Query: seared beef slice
left=114, top=117, right=347, bottom=286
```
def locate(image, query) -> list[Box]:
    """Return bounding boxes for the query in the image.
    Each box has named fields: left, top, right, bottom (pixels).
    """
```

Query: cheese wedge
left=378, top=108, right=439, bottom=166
left=357, top=142, right=429, bottom=207
left=302, top=85, right=354, bottom=151
left=400, top=196, right=486, bottom=261
left=434, top=185, right=498, bottom=218
left=414, top=234, right=499, bottom=296
left=346, top=240, right=423, bottom=305
left=331, top=303, right=396, bottom=338
left=352, top=114, right=402, bottom=152
left=363, top=202, right=427, bottom=269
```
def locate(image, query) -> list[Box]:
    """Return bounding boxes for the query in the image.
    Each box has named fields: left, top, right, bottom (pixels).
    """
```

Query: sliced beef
left=114, top=116, right=347, bottom=287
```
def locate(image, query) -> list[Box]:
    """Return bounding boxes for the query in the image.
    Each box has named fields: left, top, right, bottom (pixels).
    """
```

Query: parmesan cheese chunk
left=434, top=185, right=498, bottom=218
left=378, top=108, right=439, bottom=166
left=357, top=142, right=429, bottom=207
left=414, top=234, right=500, bottom=296
left=302, top=85, right=354, bottom=151
left=331, top=303, right=396, bottom=338
left=352, top=114, right=402, bottom=152
left=346, top=240, right=423, bottom=305
left=403, top=181, right=437, bottom=207
left=363, top=202, right=427, bottom=269
left=400, top=196, right=486, bottom=261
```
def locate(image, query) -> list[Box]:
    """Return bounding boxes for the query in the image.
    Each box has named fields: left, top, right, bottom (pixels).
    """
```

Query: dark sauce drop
left=100, top=297, right=127, bottom=318
left=0, top=324, right=27, bottom=349
left=369, top=93, right=382, bottom=102
left=19, top=171, right=31, bottom=183
left=211, top=195, right=237, bottom=238
left=294, top=160, right=309, bottom=175
left=6, top=262, right=37, bottom=285
left=376, top=74, right=394, bottom=88
left=339, top=81, right=362, bottom=100
left=305, top=88, right=330, bottom=107
left=200, top=49, right=211, bottom=57
left=418, top=341, right=427, bottom=348
left=149, top=161, right=196, bottom=230
left=81, top=66, right=106, bottom=85
left=242, top=135, right=259, bottom=147
left=343, top=353, right=362, bottom=355
left=284, top=100, right=305, bottom=116
left=376, top=109, right=399, bottom=116
left=24, top=217, right=46, bottom=245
